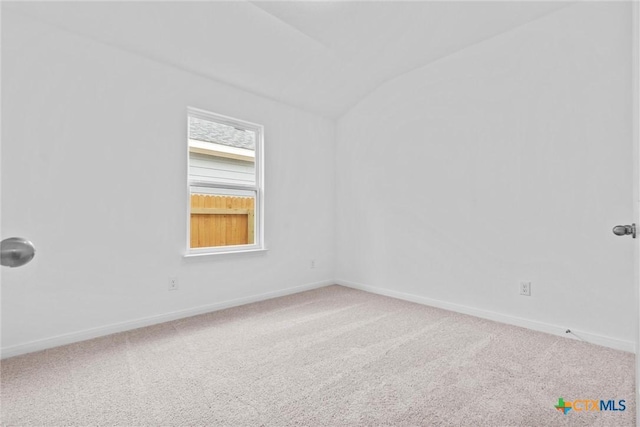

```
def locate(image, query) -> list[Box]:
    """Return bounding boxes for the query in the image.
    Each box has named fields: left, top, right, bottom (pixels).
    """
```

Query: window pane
left=188, top=117, right=255, bottom=186
left=189, top=189, right=256, bottom=249
left=187, top=109, right=262, bottom=253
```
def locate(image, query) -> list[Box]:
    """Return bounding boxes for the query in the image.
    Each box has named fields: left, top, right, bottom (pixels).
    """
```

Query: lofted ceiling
left=4, top=1, right=572, bottom=118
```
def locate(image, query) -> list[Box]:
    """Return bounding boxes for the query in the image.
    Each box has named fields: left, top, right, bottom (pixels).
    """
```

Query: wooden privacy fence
left=190, top=194, right=255, bottom=248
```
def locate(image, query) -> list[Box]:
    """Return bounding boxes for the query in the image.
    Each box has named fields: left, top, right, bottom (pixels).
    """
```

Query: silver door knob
left=612, top=224, right=636, bottom=238
left=1, top=237, right=36, bottom=267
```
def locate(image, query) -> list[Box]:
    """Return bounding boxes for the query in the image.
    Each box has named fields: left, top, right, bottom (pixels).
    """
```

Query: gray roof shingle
left=189, top=117, right=255, bottom=150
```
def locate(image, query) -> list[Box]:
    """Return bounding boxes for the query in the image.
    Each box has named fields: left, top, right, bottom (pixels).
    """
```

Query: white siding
left=189, top=152, right=255, bottom=185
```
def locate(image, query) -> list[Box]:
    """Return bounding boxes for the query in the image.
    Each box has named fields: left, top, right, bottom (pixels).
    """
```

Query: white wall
left=1, top=11, right=335, bottom=353
left=336, top=2, right=636, bottom=349
left=2, top=2, right=636, bottom=356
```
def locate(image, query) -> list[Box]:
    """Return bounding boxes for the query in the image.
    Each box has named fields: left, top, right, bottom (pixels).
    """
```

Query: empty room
left=1, top=1, right=638, bottom=426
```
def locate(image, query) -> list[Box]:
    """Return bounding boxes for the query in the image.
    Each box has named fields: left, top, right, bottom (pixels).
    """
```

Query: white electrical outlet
left=310, top=259, right=316, bottom=269
left=169, top=277, right=179, bottom=291
left=520, top=281, right=531, bottom=296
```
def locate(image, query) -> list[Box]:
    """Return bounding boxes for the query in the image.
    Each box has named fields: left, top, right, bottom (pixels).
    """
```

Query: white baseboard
left=1, top=280, right=334, bottom=359
left=336, top=279, right=635, bottom=353
left=4, top=279, right=633, bottom=358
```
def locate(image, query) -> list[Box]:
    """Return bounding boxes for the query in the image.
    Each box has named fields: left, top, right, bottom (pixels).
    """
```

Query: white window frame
left=185, top=107, right=265, bottom=256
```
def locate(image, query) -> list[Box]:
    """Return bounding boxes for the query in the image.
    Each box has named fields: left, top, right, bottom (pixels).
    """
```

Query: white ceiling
left=4, top=1, right=572, bottom=118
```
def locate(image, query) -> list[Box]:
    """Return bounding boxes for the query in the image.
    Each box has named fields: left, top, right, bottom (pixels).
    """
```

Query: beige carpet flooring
left=1, top=285, right=635, bottom=426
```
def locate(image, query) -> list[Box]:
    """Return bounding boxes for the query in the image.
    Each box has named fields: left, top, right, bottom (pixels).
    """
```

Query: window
left=186, top=107, right=263, bottom=255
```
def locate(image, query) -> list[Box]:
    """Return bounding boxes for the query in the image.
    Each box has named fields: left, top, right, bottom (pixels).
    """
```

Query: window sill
left=183, top=248, right=268, bottom=258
